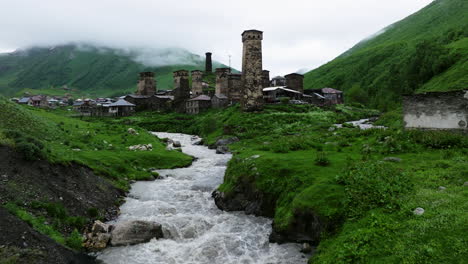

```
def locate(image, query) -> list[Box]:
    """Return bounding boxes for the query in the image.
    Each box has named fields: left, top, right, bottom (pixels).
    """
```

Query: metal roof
left=18, top=97, right=31, bottom=103
left=109, top=99, right=135, bottom=107
left=321, top=88, right=343, bottom=94
left=263, top=86, right=302, bottom=94
left=189, top=95, right=211, bottom=101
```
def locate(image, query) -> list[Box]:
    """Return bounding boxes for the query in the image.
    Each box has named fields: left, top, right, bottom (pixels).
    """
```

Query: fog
left=0, top=0, right=433, bottom=76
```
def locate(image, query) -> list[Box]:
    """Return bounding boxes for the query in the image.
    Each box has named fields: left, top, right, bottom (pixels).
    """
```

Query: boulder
left=110, top=221, right=163, bottom=246
left=464, top=181, right=468, bottom=187
left=84, top=233, right=111, bottom=251
left=92, top=220, right=111, bottom=234
left=127, top=128, right=139, bottom=135
left=301, top=242, right=313, bottom=253
left=216, top=146, right=230, bottom=154
left=173, top=141, right=182, bottom=148
left=215, top=137, right=239, bottom=147
left=438, top=186, right=446, bottom=191
left=413, top=207, right=425, bottom=216
left=383, top=157, right=402, bottom=163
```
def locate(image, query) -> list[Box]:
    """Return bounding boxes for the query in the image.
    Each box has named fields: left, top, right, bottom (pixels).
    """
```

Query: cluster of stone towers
left=134, top=29, right=305, bottom=113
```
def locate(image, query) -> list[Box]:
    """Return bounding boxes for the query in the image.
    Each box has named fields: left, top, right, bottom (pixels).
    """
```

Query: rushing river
left=97, top=132, right=307, bottom=264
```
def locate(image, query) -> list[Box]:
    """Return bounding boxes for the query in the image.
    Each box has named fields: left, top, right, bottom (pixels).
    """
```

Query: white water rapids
left=97, top=132, right=307, bottom=264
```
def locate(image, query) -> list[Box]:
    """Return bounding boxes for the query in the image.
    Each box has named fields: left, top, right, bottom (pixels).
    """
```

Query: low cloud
left=0, top=0, right=433, bottom=76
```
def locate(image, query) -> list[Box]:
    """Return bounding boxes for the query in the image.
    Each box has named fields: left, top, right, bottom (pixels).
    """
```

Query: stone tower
left=136, top=72, right=157, bottom=96
left=205, top=52, right=212, bottom=73
left=215, top=68, right=231, bottom=96
left=262, top=70, right=270, bottom=88
left=241, top=29, right=264, bottom=111
left=285, top=73, right=304, bottom=93
left=191, top=70, right=204, bottom=97
left=173, top=70, right=190, bottom=112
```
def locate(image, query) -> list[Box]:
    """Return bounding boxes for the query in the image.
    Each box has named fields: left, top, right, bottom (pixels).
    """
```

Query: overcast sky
left=0, top=0, right=433, bottom=76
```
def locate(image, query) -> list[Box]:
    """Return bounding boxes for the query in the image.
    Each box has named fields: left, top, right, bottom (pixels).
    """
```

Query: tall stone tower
left=215, top=68, right=231, bottom=96
left=241, top=30, right=264, bottom=111
left=136, top=72, right=157, bottom=96
left=191, top=70, right=204, bottom=97
left=205, top=52, right=212, bottom=73
left=285, top=73, right=304, bottom=93
left=262, top=70, right=270, bottom=88
left=173, top=70, right=190, bottom=112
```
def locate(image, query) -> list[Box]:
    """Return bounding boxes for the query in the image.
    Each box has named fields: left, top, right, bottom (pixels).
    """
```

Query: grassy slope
left=123, top=105, right=467, bottom=263
left=0, top=96, right=193, bottom=249
left=304, top=0, right=468, bottom=110
left=0, top=45, right=229, bottom=98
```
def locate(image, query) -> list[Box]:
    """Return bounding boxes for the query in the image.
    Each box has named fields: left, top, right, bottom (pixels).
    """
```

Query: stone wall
left=228, top=73, right=242, bottom=103
left=262, top=70, right=270, bottom=88
left=285, top=73, right=304, bottom=93
left=191, top=70, right=203, bottom=97
left=241, top=30, right=264, bottom=111
left=136, top=72, right=156, bottom=96
left=403, top=90, right=468, bottom=130
left=215, top=68, right=231, bottom=96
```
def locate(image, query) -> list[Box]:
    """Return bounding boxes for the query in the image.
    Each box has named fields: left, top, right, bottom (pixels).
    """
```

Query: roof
left=31, top=95, right=44, bottom=101
left=314, top=93, right=326, bottom=99
left=189, top=95, right=211, bottom=101
left=18, top=97, right=31, bottom=103
left=109, top=99, right=135, bottom=107
left=125, top=94, right=151, bottom=99
left=214, top=94, right=228, bottom=99
left=263, top=86, right=302, bottom=94
left=321, top=88, right=343, bottom=94
left=155, top=95, right=174, bottom=100
left=73, top=101, right=84, bottom=106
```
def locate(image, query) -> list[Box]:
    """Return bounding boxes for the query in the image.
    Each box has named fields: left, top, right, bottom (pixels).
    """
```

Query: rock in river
left=110, top=220, right=163, bottom=246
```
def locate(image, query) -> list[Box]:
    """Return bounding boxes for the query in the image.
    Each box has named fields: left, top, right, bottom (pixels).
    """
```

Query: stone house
left=403, top=90, right=468, bottom=131
left=263, top=86, right=303, bottom=103
left=212, top=94, right=229, bottom=108
left=18, top=97, right=33, bottom=106
left=108, top=99, right=136, bottom=117
left=30, top=95, right=48, bottom=107
left=186, top=95, right=212, bottom=115
left=306, top=88, right=344, bottom=105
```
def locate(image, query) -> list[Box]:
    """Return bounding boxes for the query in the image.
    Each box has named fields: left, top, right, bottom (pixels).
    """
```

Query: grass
left=120, top=103, right=468, bottom=263
left=0, top=96, right=193, bottom=252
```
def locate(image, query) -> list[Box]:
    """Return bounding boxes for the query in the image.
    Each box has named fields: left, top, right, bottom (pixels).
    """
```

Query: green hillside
left=304, top=0, right=468, bottom=110
left=0, top=44, right=227, bottom=98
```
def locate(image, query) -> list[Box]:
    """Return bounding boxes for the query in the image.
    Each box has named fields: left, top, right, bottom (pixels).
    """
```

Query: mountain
left=0, top=44, right=227, bottom=98
left=304, top=0, right=468, bottom=110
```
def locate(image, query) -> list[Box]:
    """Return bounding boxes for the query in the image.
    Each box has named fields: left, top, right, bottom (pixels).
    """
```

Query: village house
left=263, top=86, right=303, bottom=103
left=403, top=90, right=468, bottom=131
left=186, top=95, right=211, bottom=114
left=108, top=99, right=136, bottom=117
left=212, top=94, right=229, bottom=108
left=305, top=88, right=344, bottom=105
left=18, top=97, right=33, bottom=106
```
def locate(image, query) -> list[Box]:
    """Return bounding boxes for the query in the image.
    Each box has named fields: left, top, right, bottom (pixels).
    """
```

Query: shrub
left=87, top=208, right=99, bottom=218
left=337, top=162, right=413, bottom=218
left=65, top=229, right=83, bottom=250
left=315, top=151, right=330, bottom=166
